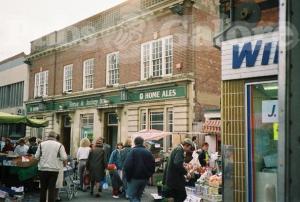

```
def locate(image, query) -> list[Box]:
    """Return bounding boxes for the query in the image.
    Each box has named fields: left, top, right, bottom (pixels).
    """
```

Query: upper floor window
left=141, top=36, right=173, bottom=80
left=63, top=64, right=73, bottom=92
left=83, top=58, right=95, bottom=90
left=34, top=70, right=48, bottom=97
left=106, top=52, right=120, bottom=85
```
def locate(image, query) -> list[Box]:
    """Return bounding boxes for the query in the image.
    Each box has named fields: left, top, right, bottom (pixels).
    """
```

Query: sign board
left=262, top=100, right=279, bottom=123
left=26, top=85, right=187, bottom=113
left=222, top=32, right=279, bottom=80
left=136, top=86, right=186, bottom=101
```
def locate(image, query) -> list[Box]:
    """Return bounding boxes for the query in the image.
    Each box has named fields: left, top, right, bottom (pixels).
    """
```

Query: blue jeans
left=127, top=179, right=148, bottom=202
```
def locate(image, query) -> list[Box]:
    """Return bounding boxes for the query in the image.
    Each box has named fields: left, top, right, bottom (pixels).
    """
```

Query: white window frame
left=63, top=64, right=73, bottom=92
left=106, top=52, right=120, bottom=86
left=83, top=58, right=95, bottom=90
left=34, top=70, right=48, bottom=97
left=141, top=35, right=173, bottom=80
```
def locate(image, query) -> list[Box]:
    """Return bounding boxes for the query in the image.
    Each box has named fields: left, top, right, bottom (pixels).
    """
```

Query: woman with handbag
left=86, top=138, right=106, bottom=197
left=108, top=142, right=123, bottom=199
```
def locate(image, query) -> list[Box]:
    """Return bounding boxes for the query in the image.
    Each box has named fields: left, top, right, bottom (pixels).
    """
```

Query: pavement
left=24, top=186, right=157, bottom=202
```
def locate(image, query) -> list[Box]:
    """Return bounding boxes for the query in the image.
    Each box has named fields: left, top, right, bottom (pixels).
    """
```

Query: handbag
left=107, top=163, right=117, bottom=171
left=83, top=171, right=90, bottom=185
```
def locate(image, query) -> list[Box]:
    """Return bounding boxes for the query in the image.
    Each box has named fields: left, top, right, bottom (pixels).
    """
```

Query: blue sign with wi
left=232, top=40, right=279, bottom=69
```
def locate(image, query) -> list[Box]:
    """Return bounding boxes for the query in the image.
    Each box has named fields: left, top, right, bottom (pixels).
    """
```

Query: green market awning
left=26, top=117, right=49, bottom=128
left=0, top=112, right=48, bottom=128
left=0, top=112, right=26, bottom=124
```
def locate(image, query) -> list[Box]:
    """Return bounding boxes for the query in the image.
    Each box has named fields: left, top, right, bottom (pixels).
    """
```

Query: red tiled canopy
left=201, top=120, right=221, bottom=134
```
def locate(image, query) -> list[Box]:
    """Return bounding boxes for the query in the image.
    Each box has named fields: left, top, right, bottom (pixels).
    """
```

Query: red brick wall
left=192, top=7, right=221, bottom=121
left=29, top=55, right=55, bottom=98
left=28, top=2, right=222, bottom=122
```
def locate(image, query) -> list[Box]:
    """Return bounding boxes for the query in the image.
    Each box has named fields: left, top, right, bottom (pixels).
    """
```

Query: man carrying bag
left=35, top=131, right=67, bottom=202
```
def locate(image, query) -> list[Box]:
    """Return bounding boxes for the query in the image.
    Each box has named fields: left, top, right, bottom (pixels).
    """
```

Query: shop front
left=26, top=80, right=194, bottom=155
left=221, top=32, right=279, bottom=202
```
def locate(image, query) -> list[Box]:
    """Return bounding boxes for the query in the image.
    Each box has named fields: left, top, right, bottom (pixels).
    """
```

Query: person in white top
left=35, top=131, right=67, bottom=202
left=76, top=137, right=91, bottom=191
left=14, top=138, right=29, bottom=156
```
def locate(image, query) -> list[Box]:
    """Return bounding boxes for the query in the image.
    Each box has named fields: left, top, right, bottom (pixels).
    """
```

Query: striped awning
left=201, top=120, right=221, bottom=134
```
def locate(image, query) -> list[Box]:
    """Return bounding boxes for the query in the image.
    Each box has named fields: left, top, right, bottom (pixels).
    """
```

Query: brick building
left=25, top=0, right=220, bottom=155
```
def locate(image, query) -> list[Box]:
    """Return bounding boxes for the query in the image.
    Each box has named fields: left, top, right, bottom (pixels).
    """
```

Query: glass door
left=246, top=81, right=278, bottom=202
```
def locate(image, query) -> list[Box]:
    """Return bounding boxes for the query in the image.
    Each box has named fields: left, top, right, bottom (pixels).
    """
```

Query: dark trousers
left=127, top=179, right=148, bottom=202
left=39, top=171, right=59, bottom=202
left=171, top=189, right=187, bottom=202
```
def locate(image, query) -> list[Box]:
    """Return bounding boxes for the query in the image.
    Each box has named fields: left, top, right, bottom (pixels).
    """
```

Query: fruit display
left=208, top=175, right=222, bottom=187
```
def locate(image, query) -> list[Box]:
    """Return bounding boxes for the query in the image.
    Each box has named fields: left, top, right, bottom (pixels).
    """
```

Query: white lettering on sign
left=262, top=100, right=278, bottom=123
left=162, top=89, right=176, bottom=97
left=69, top=102, right=79, bottom=108
left=139, top=89, right=177, bottom=100
left=86, top=100, right=98, bottom=106
left=145, top=91, right=160, bottom=99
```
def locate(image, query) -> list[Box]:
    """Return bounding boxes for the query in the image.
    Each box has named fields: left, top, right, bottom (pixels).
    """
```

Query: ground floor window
left=139, top=108, right=173, bottom=150
left=30, top=128, right=44, bottom=139
left=246, top=81, right=278, bottom=202
left=80, top=114, right=94, bottom=140
left=150, top=111, right=164, bottom=131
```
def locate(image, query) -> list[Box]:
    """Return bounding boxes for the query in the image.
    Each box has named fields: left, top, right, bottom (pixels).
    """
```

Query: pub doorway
left=61, top=115, right=71, bottom=154
left=104, top=112, right=118, bottom=149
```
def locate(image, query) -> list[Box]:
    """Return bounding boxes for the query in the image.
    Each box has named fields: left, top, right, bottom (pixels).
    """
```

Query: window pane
left=107, top=53, right=119, bottom=85
left=152, top=40, right=163, bottom=77
left=247, top=82, right=278, bottom=202
left=150, top=111, right=163, bottom=131
left=165, top=37, right=173, bottom=75
left=81, top=114, right=94, bottom=140
left=83, top=59, right=94, bottom=89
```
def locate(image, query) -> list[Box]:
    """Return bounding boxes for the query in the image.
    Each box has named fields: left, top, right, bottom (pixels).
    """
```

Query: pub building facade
left=25, top=0, right=221, bottom=155
left=219, top=0, right=279, bottom=202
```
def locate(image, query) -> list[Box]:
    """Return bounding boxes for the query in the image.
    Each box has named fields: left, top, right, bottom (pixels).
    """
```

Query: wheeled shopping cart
left=59, top=163, right=80, bottom=200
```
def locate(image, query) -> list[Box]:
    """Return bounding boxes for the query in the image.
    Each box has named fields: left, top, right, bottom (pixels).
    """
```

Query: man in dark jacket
left=164, top=138, right=193, bottom=202
left=124, top=137, right=155, bottom=202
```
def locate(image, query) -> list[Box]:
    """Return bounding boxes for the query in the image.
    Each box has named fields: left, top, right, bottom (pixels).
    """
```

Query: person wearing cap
left=14, top=138, right=29, bottom=156
left=86, top=138, right=107, bottom=197
left=35, top=131, right=68, bottom=202
left=163, top=138, right=194, bottom=202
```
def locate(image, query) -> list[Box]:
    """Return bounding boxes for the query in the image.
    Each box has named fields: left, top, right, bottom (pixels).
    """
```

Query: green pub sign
left=26, top=85, right=187, bottom=113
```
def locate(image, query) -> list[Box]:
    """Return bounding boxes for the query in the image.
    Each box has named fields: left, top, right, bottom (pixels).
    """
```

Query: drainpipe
left=52, top=31, right=58, bottom=131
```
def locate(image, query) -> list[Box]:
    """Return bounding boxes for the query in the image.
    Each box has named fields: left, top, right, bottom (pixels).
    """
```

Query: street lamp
left=120, top=86, right=128, bottom=101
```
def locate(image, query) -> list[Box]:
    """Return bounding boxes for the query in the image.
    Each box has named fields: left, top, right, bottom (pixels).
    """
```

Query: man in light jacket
left=35, top=131, right=67, bottom=202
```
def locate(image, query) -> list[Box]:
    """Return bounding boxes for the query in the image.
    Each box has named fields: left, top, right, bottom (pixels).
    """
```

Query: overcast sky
left=0, top=0, right=125, bottom=61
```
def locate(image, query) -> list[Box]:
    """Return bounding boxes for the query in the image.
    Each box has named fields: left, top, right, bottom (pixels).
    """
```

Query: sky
left=0, top=0, right=126, bottom=61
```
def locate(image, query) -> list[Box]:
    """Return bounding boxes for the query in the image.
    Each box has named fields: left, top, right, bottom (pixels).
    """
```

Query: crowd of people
left=0, top=136, right=40, bottom=156
left=0, top=133, right=210, bottom=202
left=78, top=136, right=156, bottom=202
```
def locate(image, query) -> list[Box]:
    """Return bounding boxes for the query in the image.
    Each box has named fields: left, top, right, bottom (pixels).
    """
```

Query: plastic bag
left=102, top=182, right=109, bottom=190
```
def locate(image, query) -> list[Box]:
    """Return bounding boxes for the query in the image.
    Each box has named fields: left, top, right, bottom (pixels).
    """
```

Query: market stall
left=184, top=152, right=223, bottom=202
left=0, top=112, right=48, bottom=200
